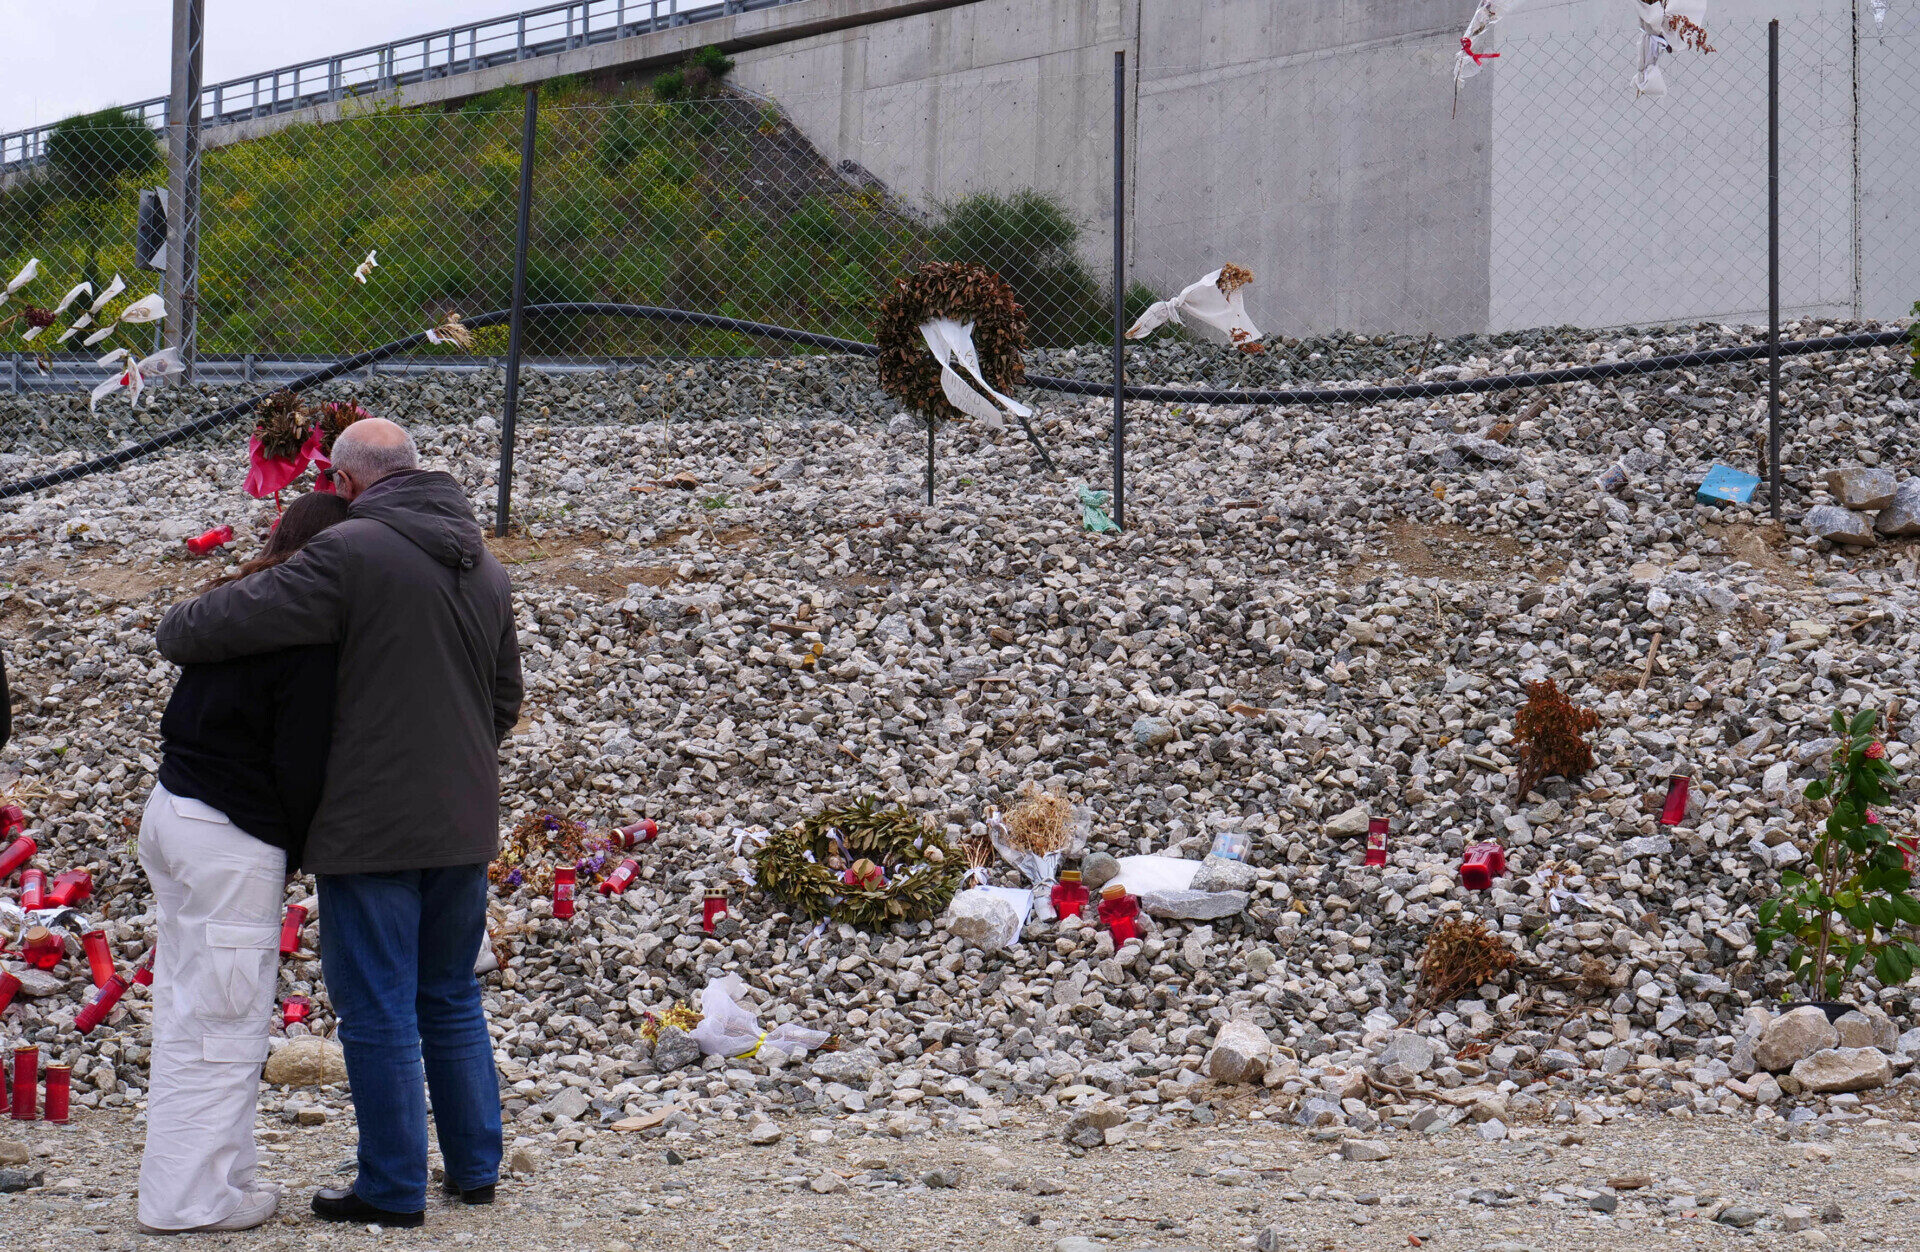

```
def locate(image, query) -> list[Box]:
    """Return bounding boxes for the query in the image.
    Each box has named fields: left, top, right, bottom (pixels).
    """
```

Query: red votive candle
left=0, top=806, right=25, bottom=839
left=18, top=867, right=46, bottom=911
left=0, top=969, right=20, bottom=1014
left=22, top=926, right=62, bottom=971
left=74, top=974, right=129, bottom=1033
left=1098, top=883, right=1141, bottom=946
left=1365, top=817, right=1389, bottom=867
left=46, top=869, right=92, bottom=909
left=1658, top=775, right=1690, bottom=827
left=282, top=996, right=311, bottom=1028
left=612, top=819, right=657, bottom=849
left=10, top=1046, right=36, bottom=1120
left=0, top=832, right=31, bottom=879
left=1461, top=842, right=1507, bottom=891
left=552, top=867, right=576, bottom=919
left=701, top=888, right=728, bottom=933
left=42, top=1064, right=69, bottom=1124
left=1050, top=870, right=1089, bottom=920
left=279, top=903, right=308, bottom=955
left=81, top=929, right=114, bottom=988
left=185, top=524, right=234, bottom=555
left=598, top=858, right=639, bottom=896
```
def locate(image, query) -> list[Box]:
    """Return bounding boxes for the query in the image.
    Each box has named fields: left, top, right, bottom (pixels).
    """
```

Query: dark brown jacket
left=157, top=470, right=522, bottom=874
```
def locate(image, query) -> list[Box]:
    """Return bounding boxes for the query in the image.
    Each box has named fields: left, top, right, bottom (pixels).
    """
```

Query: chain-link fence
left=0, top=12, right=1913, bottom=504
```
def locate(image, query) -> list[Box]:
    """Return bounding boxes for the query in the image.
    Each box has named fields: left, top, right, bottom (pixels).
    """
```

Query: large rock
left=1805, top=505, right=1876, bottom=546
left=1833, top=1007, right=1899, bottom=1052
left=1790, top=1047, right=1892, bottom=1093
left=1140, top=889, right=1249, bottom=921
left=942, top=890, right=1022, bottom=952
left=264, top=1037, right=347, bottom=1087
left=1131, top=715, right=1176, bottom=748
left=809, top=1049, right=880, bottom=1084
left=1876, top=479, right=1920, bottom=536
left=1189, top=855, right=1258, bottom=893
left=1326, top=805, right=1372, bottom=838
left=1079, top=853, right=1121, bottom=892
left=1826, top=467, right=1898, bottom=511
left=1754, top=1006, right=1839, bottom=1072
left=1377, top=1032, right=1438, bottom=1075
left=651, top=1027, right=703, bottom=1072
left=1204, top=1019, right=1274, bottom=1084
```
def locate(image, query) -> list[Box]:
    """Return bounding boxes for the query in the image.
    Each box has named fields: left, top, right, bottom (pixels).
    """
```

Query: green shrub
left=652, top=45, right=735, bottom=102
left=931, top=190, right=1113, bottom=347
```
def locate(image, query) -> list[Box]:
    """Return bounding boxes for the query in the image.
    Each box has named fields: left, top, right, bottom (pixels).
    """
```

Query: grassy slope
left=0, top=77, right=1130, bottom=361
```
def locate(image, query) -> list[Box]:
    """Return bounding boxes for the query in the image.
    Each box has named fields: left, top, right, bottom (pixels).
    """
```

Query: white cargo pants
left=136, top=784, right=286, bottom=1231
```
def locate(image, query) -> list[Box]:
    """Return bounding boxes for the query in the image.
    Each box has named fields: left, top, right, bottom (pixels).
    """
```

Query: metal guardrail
left=0, top=0, right=805, bottom=171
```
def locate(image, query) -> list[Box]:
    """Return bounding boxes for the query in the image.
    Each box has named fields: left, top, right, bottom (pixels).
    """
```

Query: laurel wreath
left=752, top=796, right=966, bottom=930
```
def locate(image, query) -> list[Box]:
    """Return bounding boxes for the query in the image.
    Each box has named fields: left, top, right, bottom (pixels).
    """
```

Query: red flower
left=1867, top=742, right=1887, bottom=760
left=1867, top=809, right=1882, bottom=827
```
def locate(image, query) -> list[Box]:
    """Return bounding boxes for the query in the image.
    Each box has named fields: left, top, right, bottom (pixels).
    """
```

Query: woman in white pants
left=137, top=493, right=347, bottom=1235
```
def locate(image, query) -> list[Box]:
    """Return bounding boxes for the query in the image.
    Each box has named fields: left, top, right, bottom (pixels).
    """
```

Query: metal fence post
left=1768, top=18, right=1781, bottom=520
left=497, top=86, right=539, bottom=538
left=1111, top=49, right=1127, bottom=531
left=165, top=0, right=205, bottom=383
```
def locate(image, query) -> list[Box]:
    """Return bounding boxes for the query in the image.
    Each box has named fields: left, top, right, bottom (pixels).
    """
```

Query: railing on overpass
left=0, top=0, right=805, bottom=172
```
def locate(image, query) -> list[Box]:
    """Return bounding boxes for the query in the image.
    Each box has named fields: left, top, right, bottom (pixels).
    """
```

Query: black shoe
left=311, top=1187, right=425, bottom=1228
left=439, top=1179, right=496, bottom=1205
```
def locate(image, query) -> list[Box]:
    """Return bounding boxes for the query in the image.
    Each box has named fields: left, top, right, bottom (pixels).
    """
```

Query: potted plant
left=1756, top=708, right=1920, bottom=1004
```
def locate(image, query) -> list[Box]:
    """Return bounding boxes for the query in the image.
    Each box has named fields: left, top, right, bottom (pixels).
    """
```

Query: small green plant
left=652, top=45, right=735, bottom=102
left=701, top=494, right=730, bottom=510
left=1757, top=708, right=1920, bottom=998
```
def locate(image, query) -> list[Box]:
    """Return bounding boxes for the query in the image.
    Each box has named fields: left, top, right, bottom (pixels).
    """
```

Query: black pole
left=926, top=418, right=934, bottom=506
left=1768, top=19, right=1781, bottom=520
left=496, top=86, right=538, bottom=538
left=1111, top=49, right=1127, bottom=530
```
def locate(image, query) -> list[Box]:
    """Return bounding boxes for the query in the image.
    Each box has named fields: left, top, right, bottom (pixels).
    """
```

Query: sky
left=0, top=0, right=519, bottom=134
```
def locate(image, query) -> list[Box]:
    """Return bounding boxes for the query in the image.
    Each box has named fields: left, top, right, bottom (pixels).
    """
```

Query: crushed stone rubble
left=1, top=320, right=1920, bottom=1211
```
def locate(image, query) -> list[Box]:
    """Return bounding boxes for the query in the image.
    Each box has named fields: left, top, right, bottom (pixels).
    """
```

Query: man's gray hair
left=332, top=420, right=419, bottom=487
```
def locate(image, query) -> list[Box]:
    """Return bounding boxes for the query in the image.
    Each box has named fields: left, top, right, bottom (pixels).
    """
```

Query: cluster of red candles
left=548, top=819, right=700, bottom=925
left=7, top=1047, right=71, bottom=1124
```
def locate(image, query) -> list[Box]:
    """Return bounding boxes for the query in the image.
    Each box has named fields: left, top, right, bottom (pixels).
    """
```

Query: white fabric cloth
left=1635, top=28, right=1672, bottom=96
left=91, top=346, right=183, bottom=410
left=136, top=784, right=286, bottom=1232
left=1454, top=0, right=1527, bottom=86
left=0, top=257, right=36, bottom=306
left=1125, top=269, right=1263, bottom=348
left=354, top=250, right=378, bottom=283
left=917, top=318, right=1032, bottom=425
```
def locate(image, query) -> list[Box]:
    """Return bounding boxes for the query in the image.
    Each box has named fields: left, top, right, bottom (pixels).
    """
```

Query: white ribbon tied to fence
left=1125, top=268, right=1263, bottom=350
left=60, top=273, right=127, bottom=341
left=0, top=258, right=37, bottom=308
left=1635, top=0, right=1710, bottom=97
left=917, top=318, right=1033, bottom=425
left=81, top=293, right=166, bottom=348
left=90, top=346, right=183, bottom=412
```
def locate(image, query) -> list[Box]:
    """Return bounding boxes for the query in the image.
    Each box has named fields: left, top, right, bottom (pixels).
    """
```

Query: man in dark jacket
left=158, top=418, right=522, bottom=1228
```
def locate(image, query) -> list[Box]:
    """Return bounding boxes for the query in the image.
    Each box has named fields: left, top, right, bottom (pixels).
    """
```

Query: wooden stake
left=1637, top=629, right=1663, bottom=691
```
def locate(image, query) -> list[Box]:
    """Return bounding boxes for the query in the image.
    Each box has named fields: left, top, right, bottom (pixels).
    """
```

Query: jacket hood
left=349, top=469, right=486, bottom=571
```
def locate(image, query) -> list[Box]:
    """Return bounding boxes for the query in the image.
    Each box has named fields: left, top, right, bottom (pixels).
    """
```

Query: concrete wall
left=732, top=0, right=1133, bottom=276
left=740, top=0, right=1913, bottom=335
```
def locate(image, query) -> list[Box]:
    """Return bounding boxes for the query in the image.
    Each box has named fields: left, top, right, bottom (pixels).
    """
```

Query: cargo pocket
left=203, top=1032, right=270, bottom=1065
left=202, top=920, right=280, bottom=1022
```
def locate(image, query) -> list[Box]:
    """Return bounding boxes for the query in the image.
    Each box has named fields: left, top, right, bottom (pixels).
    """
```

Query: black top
left=158, top=645, right=336, bottom=870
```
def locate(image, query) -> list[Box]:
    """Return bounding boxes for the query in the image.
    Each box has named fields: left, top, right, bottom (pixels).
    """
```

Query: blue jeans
left=318, top=866, right=501, bottom=1213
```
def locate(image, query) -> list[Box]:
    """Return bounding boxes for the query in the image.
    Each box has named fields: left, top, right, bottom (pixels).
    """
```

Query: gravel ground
left=1, top=320, right=1919, bottom=1246
left=8, top=1091, right=1920, bottom=1249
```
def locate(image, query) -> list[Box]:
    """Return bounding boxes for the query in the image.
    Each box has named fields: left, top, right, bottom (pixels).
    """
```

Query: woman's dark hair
left=205, top=492, right=350, bottom=589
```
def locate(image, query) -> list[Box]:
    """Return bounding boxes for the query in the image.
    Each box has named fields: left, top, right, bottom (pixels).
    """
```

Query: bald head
left=331, top=417, right=418, bottom=500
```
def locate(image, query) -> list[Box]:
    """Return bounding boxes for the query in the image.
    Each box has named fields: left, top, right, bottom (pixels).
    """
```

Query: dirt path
left=4, top=1099, right=1918, bottom=1250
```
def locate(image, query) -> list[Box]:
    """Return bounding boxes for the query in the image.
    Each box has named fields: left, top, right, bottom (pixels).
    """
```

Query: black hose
left=0, top=307, right=1907, bottom=502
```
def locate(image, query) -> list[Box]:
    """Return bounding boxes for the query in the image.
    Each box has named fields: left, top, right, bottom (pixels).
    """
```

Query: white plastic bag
left=688, top=973, right=829, bottom=1060
left=1125, top=269, right=1262, bottom=350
